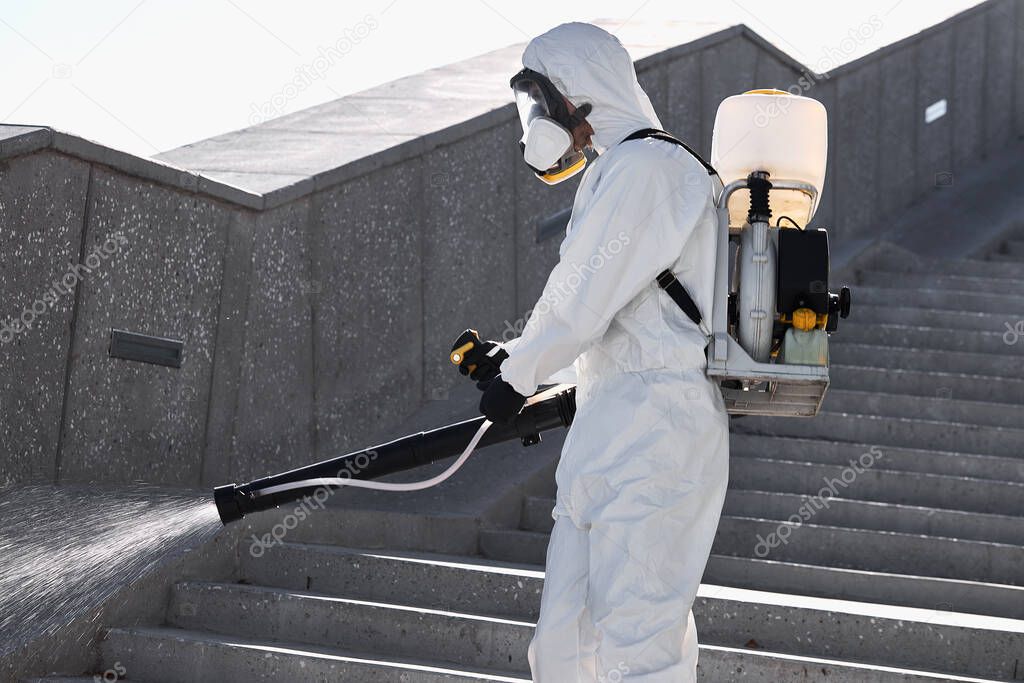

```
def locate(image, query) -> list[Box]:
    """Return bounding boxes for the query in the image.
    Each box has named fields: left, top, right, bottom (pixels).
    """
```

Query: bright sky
left=0, top=1, right=982, bottom=158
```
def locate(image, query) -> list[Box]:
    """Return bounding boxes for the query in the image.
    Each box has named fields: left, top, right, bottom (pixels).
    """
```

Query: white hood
left=521, top=22, right=662, bottom=153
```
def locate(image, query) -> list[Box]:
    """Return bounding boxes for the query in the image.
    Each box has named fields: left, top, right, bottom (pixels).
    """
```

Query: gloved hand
left=450, top=329, right=508, bottom=384
left=479, top=375, right=527, bottom=424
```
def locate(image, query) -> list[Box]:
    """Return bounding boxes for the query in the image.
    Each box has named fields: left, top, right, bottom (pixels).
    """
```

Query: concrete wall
left=0, top=0, right=1020, bottom=489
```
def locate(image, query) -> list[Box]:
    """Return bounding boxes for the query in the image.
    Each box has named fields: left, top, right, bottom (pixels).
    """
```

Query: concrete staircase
left=30, top=247, right=1024, bottom=681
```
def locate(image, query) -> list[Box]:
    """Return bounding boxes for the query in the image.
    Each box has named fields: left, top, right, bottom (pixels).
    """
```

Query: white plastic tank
left=711, top=89, right=828, bottom=228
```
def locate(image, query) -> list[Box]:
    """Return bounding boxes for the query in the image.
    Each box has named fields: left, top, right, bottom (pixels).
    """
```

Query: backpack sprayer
left=707, top=89, right=850, bottom=416
left=213, top=90, right=850, bottom=525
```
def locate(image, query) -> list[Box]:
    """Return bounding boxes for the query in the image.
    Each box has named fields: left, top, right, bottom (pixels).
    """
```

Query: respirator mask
left=510, top=68, right=592, bottom=185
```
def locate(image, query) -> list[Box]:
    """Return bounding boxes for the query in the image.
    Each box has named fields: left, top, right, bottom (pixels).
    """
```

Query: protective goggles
left=510, top=68, right=592, bottom=185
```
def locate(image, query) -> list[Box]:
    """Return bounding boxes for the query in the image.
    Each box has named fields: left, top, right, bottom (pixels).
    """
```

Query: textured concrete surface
left=876, top=47, right=918, bottom=219
left=511, top=137, right=579, bottom=316
left=983, top=0, right=1017, bottom=158
left=836, top=62, right=880, bottom=240
left=109, top=543, right=1024, bottom=681
left=915, top=27, right=955, bottom=198
left=1017, top=0, right=1024, bottom=135
left=198, top=210, right=256, bottom=487
left=810, top=79, right=839, bottom=233
left=0, top=152, right=89, bottom=487
left=0, top=126, right=51, bottom=159
left=952, top=11, right=988, bottom=170
left=662, top=52, right=704, bottom=151
left=485, top=514, right=1024, bottom=586
left=222, top=200, right=316, bottom=483
left=310, top=161, right=424, bottom=458
left=699, top=35, right=759, bottom=157
left=58, top=168, right=231, bottom=486
left=421, top=122, right=517, bottom=398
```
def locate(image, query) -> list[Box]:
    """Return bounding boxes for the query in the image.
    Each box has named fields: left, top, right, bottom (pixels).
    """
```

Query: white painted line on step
left=697, top=583, right=1024, bottom=633
left=703, top=644, right=1001, bottom=682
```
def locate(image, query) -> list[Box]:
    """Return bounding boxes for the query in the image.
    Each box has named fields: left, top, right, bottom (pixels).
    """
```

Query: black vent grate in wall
left=108, top=329, right=184, bottom=368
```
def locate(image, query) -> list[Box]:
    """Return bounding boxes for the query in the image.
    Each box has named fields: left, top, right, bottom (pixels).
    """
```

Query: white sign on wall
left=925, top=99, right=948, bottom=124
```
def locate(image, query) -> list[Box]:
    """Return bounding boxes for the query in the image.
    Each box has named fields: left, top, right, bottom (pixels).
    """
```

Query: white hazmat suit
left=498, top=23, right=730, bottom=682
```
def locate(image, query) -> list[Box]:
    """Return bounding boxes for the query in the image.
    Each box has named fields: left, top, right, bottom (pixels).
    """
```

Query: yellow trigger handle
left=450, top=341, right=476, bottom=372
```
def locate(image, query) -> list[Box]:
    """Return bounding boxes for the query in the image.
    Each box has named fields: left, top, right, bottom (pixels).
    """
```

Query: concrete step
left=831, top=342, right=1024, bottom=378
left=205, top=547, right=1024, bottom=680
left=724, top=489, right=1024, bottom=545
left=483, top=517, right=1024, bottom=586
left=192, top=552, right=1024, bottom=679
left=988, top=252, right=1024, bottom=263
left=272, top=506, right=483, bottom=555
left=854, top=285, right=1024, bottom=316
left=243, top=542, right=1024, bottom=624
left=694, top=585, right=1024, bottom=681
left=823, top=388, right=1023, bottom=429
left=523, top=475, right=1024, bottom=540
left=830, top=364, right=1024, bottom=404
left=838, top=321, right=1024, bottom=356
left=728, top=457, right=1024, bottom=517
left=696, top=645, right=1005, bottom=682
left=729, top=433, right=1024, bottom=484
left=102, top=626, right=530, bottom=682
left=738, top=410, right=1024, bottom=459
left=858, top=269, right=1024, bottom=294
left=863, top=251, right=1024, bottom=280
left=706, top=554, right=1024, bottom=622
left=240, top=544, right=545, bottom=620
left=479, top=528, right=550, bottom=566
left=713, top=516, right=1024, bottom=586
left=854, top=304, right=1014, bottom=332
left=959, top=256, right=1024, bottom=277
left=520, top=497, right=554, bottom=534
left=98, top=625, right=1002, bottom=683
left=996, top=240, right=1024, bottom=258
left=168, top=581, right=533, bottom=674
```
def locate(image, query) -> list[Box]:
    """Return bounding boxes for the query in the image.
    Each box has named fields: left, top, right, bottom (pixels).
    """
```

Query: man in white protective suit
left=452, top=22, right=729, bottom=682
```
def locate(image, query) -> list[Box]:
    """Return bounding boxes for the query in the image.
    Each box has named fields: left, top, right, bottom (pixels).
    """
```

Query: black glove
left=479, top=375, right=527, bottom=424
left=450, top=329, right=508, bottom=383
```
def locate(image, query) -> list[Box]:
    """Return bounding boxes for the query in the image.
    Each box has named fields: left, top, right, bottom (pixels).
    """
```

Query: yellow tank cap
left=744, top=88, right=791, bottom=96
left=792, top=307, right=818, bottom=331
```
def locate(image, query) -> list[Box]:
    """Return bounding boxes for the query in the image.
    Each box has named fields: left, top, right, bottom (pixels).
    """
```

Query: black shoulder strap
left=623, top=127, right=718, bottom=176
left=656, top=269, right=703, bottom=327
left=622, top=128, right=711, bottom=328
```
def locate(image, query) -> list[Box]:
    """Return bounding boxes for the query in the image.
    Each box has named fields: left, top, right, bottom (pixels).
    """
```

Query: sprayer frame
left=706, top=177, right=829, bottom=417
